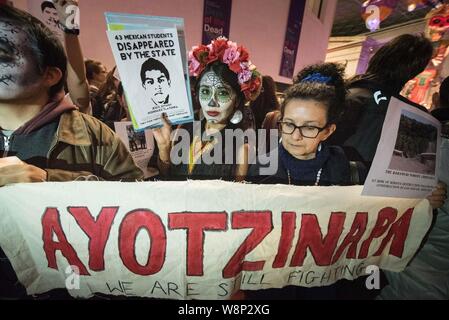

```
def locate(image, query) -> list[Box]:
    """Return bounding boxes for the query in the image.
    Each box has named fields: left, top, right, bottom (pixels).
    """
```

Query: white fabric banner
left=0, top=181, right=432, bottom=299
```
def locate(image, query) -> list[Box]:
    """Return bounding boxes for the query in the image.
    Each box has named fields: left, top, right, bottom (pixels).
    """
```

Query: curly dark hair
left=250, top=76, right=280, bottom=129
left=284, top=63, right=346, bottom=124
left=365, top=34, right=433, bottom=93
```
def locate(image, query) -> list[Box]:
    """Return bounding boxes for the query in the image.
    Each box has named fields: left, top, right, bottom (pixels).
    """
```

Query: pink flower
left=238, top=69, right=252, bottom=84
left=189, top=57, right=201, bottom=76
left=227, top=40, right=238, bottom=49
left=240, top=61, right=250, bottom=70
left=223, top=47, right=240, bottom=64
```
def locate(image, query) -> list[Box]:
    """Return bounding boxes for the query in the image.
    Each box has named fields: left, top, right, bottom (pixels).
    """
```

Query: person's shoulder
left=346, top=76, right=390, bottom=103
left=325, top=145, right=350, bottom=175
left=431, top=107, right=449, bottom=123
left=63, top=110, right=120, bottom=143
left=327, top=145, right=349, bottom=162
left=326, top=145, right=367, bottom=185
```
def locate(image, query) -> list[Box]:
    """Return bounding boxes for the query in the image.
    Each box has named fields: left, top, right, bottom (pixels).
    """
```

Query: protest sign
left=279, top=0, right=305, bottom=78
left=114, top=121, right=158, bottom=179
left=0, top=181, right=432, bottom=300
left=107, top=28, right=191, bottom=130
left=104, top=13, right=194, bottom=130
left=363, top=97, right=441, bottom=198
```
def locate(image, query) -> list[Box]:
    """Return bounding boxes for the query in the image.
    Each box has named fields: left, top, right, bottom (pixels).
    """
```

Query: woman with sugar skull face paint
left=153, top=37, right=261, bottom=181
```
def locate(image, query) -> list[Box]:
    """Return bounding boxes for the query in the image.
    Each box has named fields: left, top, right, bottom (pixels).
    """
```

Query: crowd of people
left=0, top=2, right=448, bottom=300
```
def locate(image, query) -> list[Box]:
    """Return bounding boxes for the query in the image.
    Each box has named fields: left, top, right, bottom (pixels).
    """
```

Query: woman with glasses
left=245, top=63, right=366, bottom=300
left=249, top=63, right=365, bottom=187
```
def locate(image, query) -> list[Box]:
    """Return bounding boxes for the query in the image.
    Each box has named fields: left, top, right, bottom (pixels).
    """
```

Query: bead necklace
left=287, top=168, right=323, bottom=186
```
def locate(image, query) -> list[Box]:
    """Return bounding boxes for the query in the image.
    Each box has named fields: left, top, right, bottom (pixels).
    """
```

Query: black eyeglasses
left=278, top=121, right=328, bottom=138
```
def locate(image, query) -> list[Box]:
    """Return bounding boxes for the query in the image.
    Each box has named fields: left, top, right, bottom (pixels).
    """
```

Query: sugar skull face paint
left=0, top=21, right=42, bottom=100
left=198, top=71, right=237, bottom=124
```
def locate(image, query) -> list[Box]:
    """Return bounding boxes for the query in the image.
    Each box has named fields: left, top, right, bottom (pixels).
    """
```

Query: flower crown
left=188, top=37, right=262, bottom=101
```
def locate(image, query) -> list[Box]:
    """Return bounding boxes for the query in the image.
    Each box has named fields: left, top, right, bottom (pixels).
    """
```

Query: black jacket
left=328, top=77, right=428, bottom=166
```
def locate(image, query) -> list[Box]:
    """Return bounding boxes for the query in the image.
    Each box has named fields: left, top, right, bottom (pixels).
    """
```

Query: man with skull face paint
left=153, top=38, right=261, bottom=181
left=0, top=5, right=142, bottom=298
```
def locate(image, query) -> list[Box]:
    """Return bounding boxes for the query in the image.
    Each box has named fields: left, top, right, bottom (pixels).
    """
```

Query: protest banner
left=202, top=0, right=232, bottom=45
left=105, top=13, right=194, bottom=130
left=279, top=0, right=306, bottom=78
left=363, top=97, right=441, bottom=198
left=114, top=121, right=158, bottom=179
left=0, top=181, right=432, bottom=300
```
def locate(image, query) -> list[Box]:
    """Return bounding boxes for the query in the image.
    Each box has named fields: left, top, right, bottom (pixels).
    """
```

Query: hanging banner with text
left=0, top=181, right=432, bottom=300
left=202, top=0, right=232, bottom=44
left=279, top=0, right=306, bottom=78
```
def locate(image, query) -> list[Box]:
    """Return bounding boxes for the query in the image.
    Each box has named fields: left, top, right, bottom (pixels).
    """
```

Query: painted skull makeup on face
left=198, top=71, right=237, bottom=124
left=0, top=21, right=42, bottom=100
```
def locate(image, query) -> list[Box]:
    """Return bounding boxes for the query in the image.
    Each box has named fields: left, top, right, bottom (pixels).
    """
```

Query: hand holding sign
left=152, top=113, right=172, bottom=156
left=427, top=181, right=447, bottom=209
left=107, top=28, right=193, bottom=129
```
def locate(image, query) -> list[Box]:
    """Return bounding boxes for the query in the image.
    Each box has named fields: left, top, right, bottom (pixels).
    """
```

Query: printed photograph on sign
left=107, top=28, right=192, bottom=130
left=388, top=110, right=438, bottom=175
left=27, top=0, right=64, bottom=41
left=362, top=97, right=441, bottom=199
left=141, top=58, right=171, bottom=108
left=114, top=122, right=157, bottom=179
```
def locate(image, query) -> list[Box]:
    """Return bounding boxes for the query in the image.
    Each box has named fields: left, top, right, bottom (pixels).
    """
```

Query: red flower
left=208, top=43, right=227, bottom=63
left=238, top=46, right=249, bottom=62
left=240, top=81, right=251, bottom=92
left=249, top=76, right=261, bottom=92
left=193, top=45, right=210, bottom=64
left=229, top=60, right=242, bottom=73
left=212, top=38, right=228, bottom=59
left=241, top=76, right=262, bottom=101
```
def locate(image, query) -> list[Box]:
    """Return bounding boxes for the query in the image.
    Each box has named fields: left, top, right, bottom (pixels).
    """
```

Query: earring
left=230, top=110, right=243, bottom=124
left=318, top=143, right=322, bottom=152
